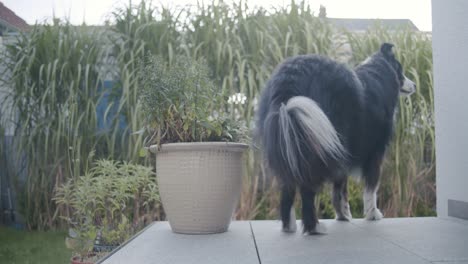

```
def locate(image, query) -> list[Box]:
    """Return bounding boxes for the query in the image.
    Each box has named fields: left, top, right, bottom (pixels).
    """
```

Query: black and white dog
left=255, top=43, right=415, bottom=234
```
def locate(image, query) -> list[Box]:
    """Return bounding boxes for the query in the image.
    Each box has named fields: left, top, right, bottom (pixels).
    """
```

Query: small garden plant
left=54, top=160, right=159, bottom=261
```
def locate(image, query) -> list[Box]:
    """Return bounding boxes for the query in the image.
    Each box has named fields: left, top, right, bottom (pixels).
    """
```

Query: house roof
left=328, top=18, right=419, bottom=31
left=0, top=2, right=28, bottom=32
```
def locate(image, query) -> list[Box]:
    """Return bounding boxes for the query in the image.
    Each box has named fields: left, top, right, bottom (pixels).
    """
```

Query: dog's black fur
left=256, top=43, right=413, bottom=234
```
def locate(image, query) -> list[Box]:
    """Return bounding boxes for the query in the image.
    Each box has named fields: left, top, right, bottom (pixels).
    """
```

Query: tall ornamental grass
left=1, top=21, right=104, bottom=229
left=0, top=1, right=436, bottom=229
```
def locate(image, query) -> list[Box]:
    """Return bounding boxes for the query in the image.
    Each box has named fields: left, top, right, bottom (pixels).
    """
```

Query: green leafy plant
left=138, top=55, right=249, bottom=146
left=54, top=159, right=159, bottom=258
left=99, top=216, right=131, bottom=247
left=64, top=221, right=97, bottom=262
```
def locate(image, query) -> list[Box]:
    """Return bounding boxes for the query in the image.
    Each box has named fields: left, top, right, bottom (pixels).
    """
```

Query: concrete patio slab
left=98, top=217, right=468, bottom=264
left=351, top=217, right=468, bottom=262
left=251, top=220, right=431, bottom=264
left=432, top=262, right=468, bottom=264
left=99, top=221, right=258, bottom=264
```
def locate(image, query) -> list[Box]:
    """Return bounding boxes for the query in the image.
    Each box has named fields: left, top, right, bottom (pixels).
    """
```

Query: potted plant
left=65, top=222, right=98, bottom=264
left=54, top=159, right=159, bottom=263
left=138, top=56, right=249, bottom=234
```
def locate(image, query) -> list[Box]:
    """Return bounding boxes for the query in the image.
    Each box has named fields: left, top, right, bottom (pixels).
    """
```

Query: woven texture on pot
left=155, top=142, right=247, bottom=234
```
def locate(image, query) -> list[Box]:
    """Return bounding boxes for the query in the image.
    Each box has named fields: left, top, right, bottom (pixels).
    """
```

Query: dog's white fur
left=364, top=187, right=383, bottom=220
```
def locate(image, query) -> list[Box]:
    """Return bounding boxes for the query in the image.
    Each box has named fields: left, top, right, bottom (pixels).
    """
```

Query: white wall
left=433, top=0, right=468, bottom=218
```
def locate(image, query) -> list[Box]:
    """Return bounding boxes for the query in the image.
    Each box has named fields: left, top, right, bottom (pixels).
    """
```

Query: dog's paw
left=313, top=223, right=327, bottom=234
left=365, top=207, right=383, bottom=221
left=282, top=208, right=297, bottom=233
left=343, top=205, right=353, bottom=220
left=303, top=223, right=327, bottom=235
left=336, top=202, right=353, bottom=221
left=282, top=220, right=297, bottom=233
left=336, top=213, right=352, bottom=221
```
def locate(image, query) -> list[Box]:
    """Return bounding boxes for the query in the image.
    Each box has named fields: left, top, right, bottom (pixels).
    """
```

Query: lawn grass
left=0, top=225, right=72, bottom=264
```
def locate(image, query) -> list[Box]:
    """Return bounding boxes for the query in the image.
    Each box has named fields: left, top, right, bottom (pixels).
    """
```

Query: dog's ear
left=380, top=43, right=395, bottom=58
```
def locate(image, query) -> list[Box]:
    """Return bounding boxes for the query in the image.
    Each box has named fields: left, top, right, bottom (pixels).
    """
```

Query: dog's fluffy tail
left=263, top=96, right=347, bottom=183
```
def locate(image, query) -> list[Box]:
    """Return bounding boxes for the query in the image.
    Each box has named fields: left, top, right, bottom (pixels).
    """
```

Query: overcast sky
left=4, top=0, right=432, bottom=31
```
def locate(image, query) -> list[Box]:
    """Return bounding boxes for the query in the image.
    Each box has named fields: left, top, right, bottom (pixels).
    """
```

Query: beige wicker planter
left=149, top=142, right=248, bottom=234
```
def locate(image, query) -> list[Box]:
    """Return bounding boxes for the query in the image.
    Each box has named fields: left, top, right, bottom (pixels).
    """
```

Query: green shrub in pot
left=138, top=55, right=249, bottom=146
left=138, top=55, right=249, bottom=234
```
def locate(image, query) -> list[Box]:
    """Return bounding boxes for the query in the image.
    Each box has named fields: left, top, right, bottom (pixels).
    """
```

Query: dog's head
left=380, top=43, right=416, bottom=96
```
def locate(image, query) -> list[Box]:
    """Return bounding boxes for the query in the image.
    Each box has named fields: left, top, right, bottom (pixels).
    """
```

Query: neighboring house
left=317, top=6, right=419, bottom=32
left=317, top=5, right=420, bottom=63
left=0, top=1, right=27, bottom=135
left=0, top=2, right=27, bottom=227
left=328, top=18, right=419, bottom=63
left=328, top=18, right=419, bottom=32
left=0, top=1, right=28, bottom=36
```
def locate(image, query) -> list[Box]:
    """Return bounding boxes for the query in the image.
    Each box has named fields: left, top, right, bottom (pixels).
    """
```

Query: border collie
left=255, top=43, right=415, bottom=234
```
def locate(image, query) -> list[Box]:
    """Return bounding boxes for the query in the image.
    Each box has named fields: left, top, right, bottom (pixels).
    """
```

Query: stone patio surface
left=99, top=217, right=468, bottom=264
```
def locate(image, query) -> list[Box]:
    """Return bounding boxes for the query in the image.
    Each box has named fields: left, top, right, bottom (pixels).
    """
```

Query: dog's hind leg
left=363, top=156, right=384, bottom=220
left=280, top=185, right=297, bottom=233
left=300, top=186, right=326, bottom=234
left=333, top=176, right=352, bottom=221
left=364, top=183, right=383, bottom=220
